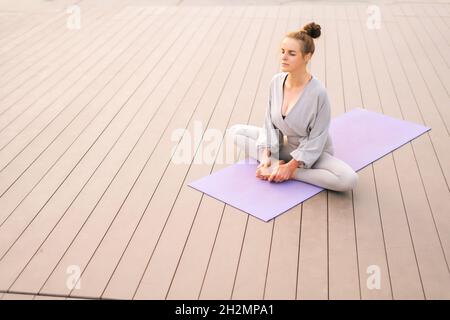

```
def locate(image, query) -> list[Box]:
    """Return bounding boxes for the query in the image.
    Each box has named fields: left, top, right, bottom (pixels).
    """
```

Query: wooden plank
left=394, top=4, right=450, bottom=133
left=392, top=141, right=450, bottom=299
left=355, top=3, right=429, bottom=300
left=0, top=3, right=181, bottom=288
left=346, top=4, right=395, bottom=300
left=1, top=293, right=34, bottom=300
left=326, top=4, right=360, bottom=300
left=0, top=8, right=200, bottom=296
left=0, top=5, right=139, bottom=98
left=0, top=3, right=141, bottom=85
left=438, top=3, right=450, bottom=17
left=0, top=7, right=103, bottom=86
left=381, top=4, right=450, bottom=300
left=412, top=4, right=450, bottom=69
left=33, top=295, right=66, bottom=300
left=86, top=5, right=243, bottom=301
left=46, top=6, right=225, bottom=299
left=0, top=0, right=86, bottom=34
left=32, top=6, right=216, bottom=297
left=97, top=6, right=255, bottom=300
left=351, top=3, right=423, bottom=300
left=0, top=13, right=47, bottom=42
left=0, top=1, right=133, bottom=52
left=401, top=4, right=450, bottom=266
left=0, top=7, right=164, bottom=222
left=0, top=10, right=109, bottom=105
left=0, top=7, right=164, bottom=200
left=0, top=7, right=171, bottom=205
left=0, top=8, right=142, bottom=156
left=0, top=8, right=74, bottom=59
left=62, top=6, right=236, bottom=299
left=362, top=2, right=448, bottom=298
left=378, top=7, right=450, bottom=184
left=0, top=13, right=32, bottom=40
left=0, top=7, right=166, bottom=254
left=133, top=7, right=275, bottom=300
left=428, top=4, right=450, bottom=43
left=0, top=8, right=144, bottom=147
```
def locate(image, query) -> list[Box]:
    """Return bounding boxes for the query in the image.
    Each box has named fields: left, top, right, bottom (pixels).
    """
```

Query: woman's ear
left=305, top=52, right=312, bottom=63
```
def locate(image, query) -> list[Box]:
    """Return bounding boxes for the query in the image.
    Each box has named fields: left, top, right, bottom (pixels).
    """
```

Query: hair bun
left=302, top=22, right=321, bottom=39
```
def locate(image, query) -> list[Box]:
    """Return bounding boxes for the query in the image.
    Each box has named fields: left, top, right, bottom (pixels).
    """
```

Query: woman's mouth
left=281, top=63, right=289, bottom=66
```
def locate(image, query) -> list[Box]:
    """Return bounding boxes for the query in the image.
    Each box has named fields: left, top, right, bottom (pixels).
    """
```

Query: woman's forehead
left=281, top=38, right=300, bottom=51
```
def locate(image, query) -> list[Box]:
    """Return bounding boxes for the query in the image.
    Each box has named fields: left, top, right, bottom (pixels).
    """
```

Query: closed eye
left=281, top=49, right=296, bottom=56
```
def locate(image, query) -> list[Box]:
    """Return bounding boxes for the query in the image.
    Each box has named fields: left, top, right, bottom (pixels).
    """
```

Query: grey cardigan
left=256, top=72, right=334, bottom=169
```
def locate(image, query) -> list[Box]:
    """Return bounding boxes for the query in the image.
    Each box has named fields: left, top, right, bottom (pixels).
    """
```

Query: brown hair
left=285, top=22, right=321, bottom=57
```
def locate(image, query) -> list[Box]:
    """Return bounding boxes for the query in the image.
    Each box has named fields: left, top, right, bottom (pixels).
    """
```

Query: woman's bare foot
left=257, top=165, right=272, bottom=179
left=258, top=160, right=286, bottom=180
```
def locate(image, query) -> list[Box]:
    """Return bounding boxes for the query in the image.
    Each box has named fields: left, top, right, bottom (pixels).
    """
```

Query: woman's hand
left=268, top=161, right=292, bottom=183
left=268, top=159, right=303, bottom=183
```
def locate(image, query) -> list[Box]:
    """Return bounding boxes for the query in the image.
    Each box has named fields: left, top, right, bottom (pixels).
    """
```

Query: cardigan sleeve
left=256, top=81, right=280, bottom=157
left=289, top=90, right=331, bottom=169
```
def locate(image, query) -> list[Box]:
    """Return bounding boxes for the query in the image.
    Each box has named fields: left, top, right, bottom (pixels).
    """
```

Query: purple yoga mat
left=188, top=108, right=431, bottom=222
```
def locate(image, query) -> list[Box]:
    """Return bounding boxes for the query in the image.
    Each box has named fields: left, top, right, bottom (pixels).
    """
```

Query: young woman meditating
left=227, top=22, right=358, bottom=192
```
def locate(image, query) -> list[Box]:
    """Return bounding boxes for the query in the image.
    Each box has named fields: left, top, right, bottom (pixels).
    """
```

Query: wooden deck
left=0, top=0, right=449, bottom=300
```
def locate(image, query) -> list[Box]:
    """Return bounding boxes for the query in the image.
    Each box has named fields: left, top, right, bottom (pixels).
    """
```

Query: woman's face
left=280, top=37, right=311, bottom=72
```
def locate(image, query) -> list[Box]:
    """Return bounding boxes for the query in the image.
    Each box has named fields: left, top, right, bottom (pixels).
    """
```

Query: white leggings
left=227, top=124, right=358, bottom=192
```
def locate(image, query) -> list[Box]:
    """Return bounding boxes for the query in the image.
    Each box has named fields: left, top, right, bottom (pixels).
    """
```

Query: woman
left=227, top=22, right=358, bottom=192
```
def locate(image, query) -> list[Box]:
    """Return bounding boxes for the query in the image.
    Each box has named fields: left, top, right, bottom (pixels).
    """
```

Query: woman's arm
left=287, top=158, right=305, bottom=169
left=289, top=90, right=331, bottom=169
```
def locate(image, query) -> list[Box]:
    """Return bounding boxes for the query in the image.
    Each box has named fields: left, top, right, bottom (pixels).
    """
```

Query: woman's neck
left=286, top=69, right=311, bottom=89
